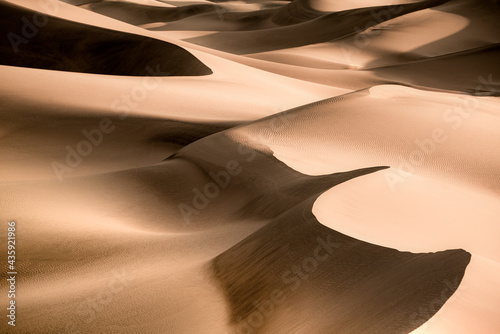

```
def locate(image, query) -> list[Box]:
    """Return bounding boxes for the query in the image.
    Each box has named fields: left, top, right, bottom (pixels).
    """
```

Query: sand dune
left=84, top=1, right=218, bottom=26
left=0, top=122, right=471, bottom=333
left=214, top=198, right=470, bottom=334
left=1, top=0, right=499, bottom=333
left=184, top=0, right=450, bottom=54
left=0, top=1, right=211, bottom=75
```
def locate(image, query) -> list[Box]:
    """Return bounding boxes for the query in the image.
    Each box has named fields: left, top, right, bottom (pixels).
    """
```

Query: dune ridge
left=1, top=0, right=499, bottom=333
left=0, top=1, right=212, bottom=75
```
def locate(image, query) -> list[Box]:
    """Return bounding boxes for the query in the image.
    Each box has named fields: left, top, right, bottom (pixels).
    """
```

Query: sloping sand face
left=1, top=0, right=499, bottom=333
left=0, top=124, right=470, bottom=333
left=0, top=1, right=212, bottom=76
left=213, top=198, right=470, bottom=334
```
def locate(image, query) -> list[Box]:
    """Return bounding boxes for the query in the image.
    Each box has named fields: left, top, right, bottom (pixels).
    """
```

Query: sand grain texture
left=1, top=0, right=499, bottom=333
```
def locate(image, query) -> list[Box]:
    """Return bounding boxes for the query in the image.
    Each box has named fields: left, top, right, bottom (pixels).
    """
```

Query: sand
left=1, top=0, right=499, bottom=333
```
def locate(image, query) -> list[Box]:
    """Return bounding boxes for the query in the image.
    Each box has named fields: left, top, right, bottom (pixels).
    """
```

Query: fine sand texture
left=1, top=0, right=499, bottom=333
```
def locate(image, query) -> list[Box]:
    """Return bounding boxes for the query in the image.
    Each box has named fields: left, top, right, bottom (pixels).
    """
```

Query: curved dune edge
left=173, top=127, right=472, bottom=333
left=0, top=115, right=475, bottom=333
left=84, top=1, right=218, bottom=26
left=248, top=85, right=500, bottom=192
left=307, top=0, right=425, bottom=12
left=183, top=0, right=451, bottom=54
left=48, top=0, right=500, bottom=95
left=410, top=255, right=500, bottom=334
left=212, top=197, right=471, bottom=334
left=312, top=172, right=500, bottom=333
left=235, top=84, right=500, bottom=266
left=0, top=1, right=212, bottom=76
left=0, top=0, right=498, bottom=332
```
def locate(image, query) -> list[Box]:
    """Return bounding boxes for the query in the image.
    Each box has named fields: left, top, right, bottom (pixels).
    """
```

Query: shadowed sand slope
left=172, top=126, right=471, bottom=333
left=213, top=198, right=471, bottom=334
left=184, top=0, right=450, bottom=54
left=1, top=0, right=499, bottom=332
left=0, top=117, right=470, bottom=333
left=0, top=1, right=212, bottom=75
left=372, top=44, right=500, bottom=95
left=85, top=1, right=219, bottom=26
left=82, top=0, right=283, bottom=34
left=0, top=107, right=238, bottom=181
left=170, top=100, right=471, bottom=334
left=172, top=130, right=390, bottom=223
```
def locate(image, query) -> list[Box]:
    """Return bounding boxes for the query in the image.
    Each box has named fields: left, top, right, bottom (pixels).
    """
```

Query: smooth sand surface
left=1, top=0, right=499, bottom=333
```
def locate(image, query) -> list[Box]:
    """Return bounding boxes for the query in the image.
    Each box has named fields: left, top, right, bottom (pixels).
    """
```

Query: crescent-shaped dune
left=0, top=1, right=212, bottom=75
left=1, top=0, right=499, bottom=333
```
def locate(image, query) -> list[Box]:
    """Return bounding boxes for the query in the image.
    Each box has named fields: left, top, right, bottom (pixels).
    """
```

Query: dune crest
left=0, top=1, right=212, bottom=75
left=1, top=0, right=499, bottom=332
